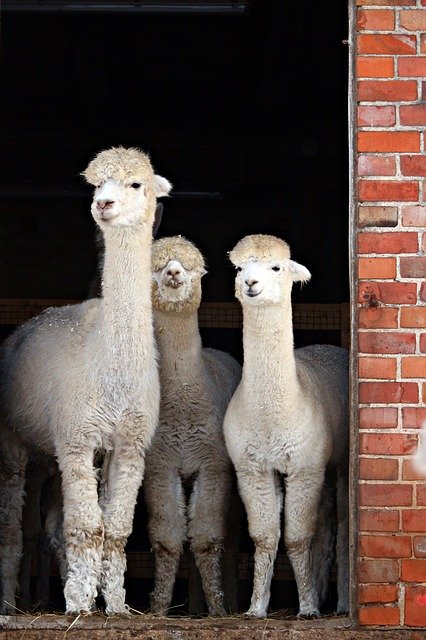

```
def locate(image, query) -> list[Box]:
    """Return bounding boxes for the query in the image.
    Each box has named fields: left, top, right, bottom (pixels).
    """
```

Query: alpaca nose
left=245, top=278, right=259, bottom=287
left=167, top=267, right=181, bottom=277
left=96, top=199, right=115, bottom=212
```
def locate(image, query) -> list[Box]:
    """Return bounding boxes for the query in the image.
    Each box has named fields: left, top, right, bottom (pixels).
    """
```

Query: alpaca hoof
left=297, top=609, right=320, bottom=619
left=243, top=608, right=267, bottom=619
left=336, top=606, right=349, bottom=616
left=208, top=605, right=227, bottom=618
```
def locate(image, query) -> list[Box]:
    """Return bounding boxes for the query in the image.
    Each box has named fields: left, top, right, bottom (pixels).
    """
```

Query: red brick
left=358, top=131, right=420, bottom=153
left=401, top=155, right=426, bottom=177
left=357, top=9, right=395, bottom=31
left=398, top=57, right=426, bottom=77
left=418, top=486, right=426, bottom=507
left=400, top=9, right=426, bottom=31
left=359, top=307, right=398, bottom=329
left=358, top=331, right=415, bottom=354
left=402, top=356, right=426, bottom=378
left=422, top=33, right=426, bottom=54
left=359, top=381, right=418, bottom=404
left=359, top=509, right=399, bottom=532
left=358, top=105, right=396, bottom=127
left=359, top=483, right=413, bottom=506
left=401, top=257, right=426, bottom=278
left=414, top=536, right=426, bottom=557
left=402, top=407, right=426, bottom=429
left=359, top=180, right=419, bottom=202
left=422, top=232, right=426, bottom=254
left=358, top=205, right=398, bottom=227
left=421, top=282, right=426, bottom=302
left=403, top=458, right=426, bottom=481
left=359, top=457, right=399, bottom=480
left=402, top=205, right=426, bottom=227
left=358, top=558, right=399, bottom=583
left=361, top=433, right=417, bottom=456
left=359, top=534, right=412, bottom=558
left=359, top=356, right=397, bottom=379
left=358, top=80, right=418, bottom=102
left=358, top=155, right=396, bottom=177
left=401, top=307, right=426, bottom=328
left=402, top=510, right=426, bottom=532
left=402, top=559, right=426, bottom=581
left=357, top=57, right=394, bottom=79
left=355, top=0, right=414, bottom=4
left=421, top=333, right=426, bottom=353
left=358, top=257, right=396, bottom=278
left=423, top=382, right=426, bottom=404
left=358, top=584, right=398, bottom=605
left=360, top=407, right=398, bottom=429
left=358, top=605, right=400, bottom=626
left=358, top=231, right=418, bottom=253
left=400, top=104, right=426, bottom=126
left=405, top=585, right=426, bottom=627
left=359, top=281, right=417, bottom=304
left=358, top=34, right=416, bottom=55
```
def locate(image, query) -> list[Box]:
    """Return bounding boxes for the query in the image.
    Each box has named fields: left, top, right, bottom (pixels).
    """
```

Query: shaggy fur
left=223, top=234, right=349, bottom=618
left=144, top=236, right=241, bottom=616
left=0, top=147, right=171, bottom=615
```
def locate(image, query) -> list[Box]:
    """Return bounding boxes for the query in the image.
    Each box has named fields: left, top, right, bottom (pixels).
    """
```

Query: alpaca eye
left=131, top=182, right=141, bottom=189
left=272, top=266, right=281, bottom=272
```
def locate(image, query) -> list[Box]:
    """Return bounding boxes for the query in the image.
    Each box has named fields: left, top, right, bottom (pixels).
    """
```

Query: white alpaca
left=223, top=234, right=349, bottom=618
left=143, top=236, right=241, bottom=616
left=414, top=422, right=426, bottom=475
left=0, top=146, right=171, bottom=615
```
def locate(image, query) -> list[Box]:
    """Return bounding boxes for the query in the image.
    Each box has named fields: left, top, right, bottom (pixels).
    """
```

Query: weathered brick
left=402, top=559, right=426, bottom=581
left=358, top=257, right=396, bottom=278
left=359, top=356, right=397, bottom=379
left=357, top=56, right=394, bottom=79
left=422, top=33, right=426, bottom=54
left=358, top=80, right=418, bottom=102
left=360, top=407, right=398, bottom=429
left=359, top=307, right=399, bottom=329
left=400, top=257, right=426, bottom=279
left=401, top=205, right=426, bottom=227
left=401, top=308, right=426, bottom=328
left=423, top=382, right=426, bottom=404
left=413, top=536, right=426, bottom=557
left=359, top=281, right=417, bottom=304
left=417, top=485, right=426, bottom=507
left=421, top=333, right=426, bottom=353
left=402, top=510, right=426, bottom=532
left=358, top=231, right=418, bottom=253
left=402, top=407, right=426, bottom=429
left=358, top=34, right=416, bottom=55
left=359, top=381, right=418, bottom=404
left=358, top=558, right=399, bottom=583
left=358, top=584, right=398, bottom=605
left=421, top=282, right=426, bottom=302
left=360, top=534, right=412, bottom=558
left=359, top=457, right=399, bottom=480
left=357, top=9, right=395, bottom=31
left=358, top=205, right=398, bottom=227
left=400, top=9, right=426, bottom=31
left=358, top=131, right=420, bottom=153
left=360, top=433, right=417, bottom=456
left=359, top=180, right=419, bottom=202
left=359, top=483, right=413, bottom=506
left=358, top=331, right=415, bottom=354
left=358, top=155, right=396, bottom=177
left=358, top=605, right=400, bottom=626
left=403, top=458, right=426, bottom=481
left=359, top=509, right=399, bottom=532
left=402, top=356, right=426, bottom=378
left=401, top=155, right=426, bottom=177
left=400, top=103, right=426, bottom=126
left=398, top=57, right=426, bottom=77
left=358, top=105, right=396, bottom=127
left=405, top=585, right=426, bottom=627
left=355, top=0, right=414, bottom=4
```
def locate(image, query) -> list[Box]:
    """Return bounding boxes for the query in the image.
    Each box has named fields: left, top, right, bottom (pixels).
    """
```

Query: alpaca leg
left=144, top=468, right=186, bottom=616
left=311, top=471, right=336, bottom=609
left=58, top=446, right=103, bottom=615
left=336, top=466, right=349, bottom=614
left=44, top=476, right=67, bottom=589
left=221, top=488, right=243, bottom=614
left=0, top=436, right=28, bottom=614
left=284, top=470, right=324, bottom=618
left=188, top=466, right=231, bottom=617
left=188, top=554, right=205, bottom=616
left=19, top=465, right=44, bottom=610
left=236, top=468, right=282, bottom=618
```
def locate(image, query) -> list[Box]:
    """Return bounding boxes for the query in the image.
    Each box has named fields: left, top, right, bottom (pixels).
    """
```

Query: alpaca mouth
left=166, top=281, right=183, bottom=289
left=246, top=290, right=260, bottom=298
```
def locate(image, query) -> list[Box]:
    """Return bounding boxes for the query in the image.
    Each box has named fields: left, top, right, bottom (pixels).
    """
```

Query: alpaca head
left=152, top=236, right=206, bottom=313
left=229, top=234, right=311, bottom=305
left=82, top=146, right=172, bottom=229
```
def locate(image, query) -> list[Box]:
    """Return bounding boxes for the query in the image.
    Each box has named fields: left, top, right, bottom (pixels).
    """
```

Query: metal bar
left=2, top=1, right=249, bottom=14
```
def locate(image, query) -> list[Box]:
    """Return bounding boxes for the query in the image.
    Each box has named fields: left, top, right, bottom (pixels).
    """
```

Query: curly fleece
left=229, top=234, right=291, bottom=266
left=82, top=146, right=154, bottom=187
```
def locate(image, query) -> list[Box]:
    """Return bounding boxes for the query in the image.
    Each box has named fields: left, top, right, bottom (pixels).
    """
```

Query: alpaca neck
left=154, top=309, right=203, bottom=379
left=241, top=292, right=299, bottom=400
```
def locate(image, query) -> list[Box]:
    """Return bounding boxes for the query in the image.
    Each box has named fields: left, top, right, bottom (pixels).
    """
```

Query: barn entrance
left=0, top=0, right=350, bottom=622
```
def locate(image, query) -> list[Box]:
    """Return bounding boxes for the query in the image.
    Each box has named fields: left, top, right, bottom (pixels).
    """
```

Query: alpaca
left=223, top=234, right=349, bottom=619
left=0, top=146, right=171, bottom=615
left=414, top=422, right=426, bottom=475
left=143, top=236, right=242, bottom=616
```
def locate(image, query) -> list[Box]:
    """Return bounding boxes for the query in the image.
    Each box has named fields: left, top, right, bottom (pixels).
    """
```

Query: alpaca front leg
left=144, top=469, right=186, bottom=616
left=284, top=470, right=324, bottom=618
left=236, top=468, right=282, bottom=618
left=188, top=466, right=231, bottom=617
left=58, top=447, right=103, bottom=615
left=336, top=466, right=349, bottom=614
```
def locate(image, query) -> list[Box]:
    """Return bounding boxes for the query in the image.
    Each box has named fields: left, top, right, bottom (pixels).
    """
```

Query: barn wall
left=355, top=0, right=426, bottom=628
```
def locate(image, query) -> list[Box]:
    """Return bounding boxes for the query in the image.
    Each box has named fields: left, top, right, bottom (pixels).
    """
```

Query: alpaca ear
left=289, top=260, right=311, bottom=283
left=152, top=203, right=163, bottom=237
left=154, top=175, right=172, bottom=198
left=200, top=268, right=207, bottom=277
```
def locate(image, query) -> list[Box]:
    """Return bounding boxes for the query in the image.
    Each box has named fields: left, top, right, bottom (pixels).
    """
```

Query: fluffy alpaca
left=223, top=234, right=349, bottom=618
left=0, top=146, right=171, bottom=615
left=143, top=236, right=241, bottom=616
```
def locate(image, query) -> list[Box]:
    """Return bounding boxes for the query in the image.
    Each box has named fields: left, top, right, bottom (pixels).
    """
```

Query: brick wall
left=356, top=0, right=426, bottom=628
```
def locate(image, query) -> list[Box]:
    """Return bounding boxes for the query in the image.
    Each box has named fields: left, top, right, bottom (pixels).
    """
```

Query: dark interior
left=0, top=0, right=349, bottom=616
